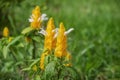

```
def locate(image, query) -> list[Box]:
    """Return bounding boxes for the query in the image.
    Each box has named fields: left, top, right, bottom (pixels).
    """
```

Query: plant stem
left=10, top=48, right=17, bottom=62
left=10, top=47, right=21, bottom=74
left=32, top=39, right=36, bottom=59
left=57, top=68, right=61, bottom=79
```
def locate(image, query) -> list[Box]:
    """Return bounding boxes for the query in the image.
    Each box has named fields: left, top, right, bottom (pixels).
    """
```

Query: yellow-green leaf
left=21, top=27, right=34, bottom=34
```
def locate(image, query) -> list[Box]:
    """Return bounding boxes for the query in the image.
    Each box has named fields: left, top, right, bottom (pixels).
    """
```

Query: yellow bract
left=44, top=18, right=56, bottom=51
left=40, top=20, right=72, bottom=70
left=32, top=65, right=37, bottom=72
left=40, top=18, right=56, bottom=70
left=40, top=53, right=45, bottom=70
left=54, top=23, right=67, bottom=58
left=3, top=27, right=9, bottom=37
left=30, top=6, right=41, bottom=29
left=40, top=52, right=48, bottom=70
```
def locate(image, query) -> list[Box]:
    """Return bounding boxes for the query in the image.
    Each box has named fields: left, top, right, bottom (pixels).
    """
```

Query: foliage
left=0, top=5, right=79, bottom=80
left=0, top=0, right=120, bottom=80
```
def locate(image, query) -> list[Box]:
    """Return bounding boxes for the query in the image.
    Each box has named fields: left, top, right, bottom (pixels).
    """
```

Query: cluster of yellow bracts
left=40, top=18, right=72, bottom=70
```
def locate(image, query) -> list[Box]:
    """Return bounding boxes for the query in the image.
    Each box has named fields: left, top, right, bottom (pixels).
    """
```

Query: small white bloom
left=29, top=18, right=34, bottom=22
left=38, top=28, right=47, bottom=36
left=52, top=28, right=59, bottom=38
left=54, top=32, right=58, bottom=39
left=64, top=28, right=74, bottom=35
left=38, top=17, right=41, bottom=21
left=41, top=14, right=48, bottom=21
left=28, top=15, right=34, bottom=22
left=52, top=28, right=59, bottom=33
left=28, top=13, right=48, bottom=22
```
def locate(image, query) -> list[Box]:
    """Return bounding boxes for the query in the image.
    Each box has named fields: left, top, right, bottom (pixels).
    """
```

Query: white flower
left=38, top=27, right=74, bottom=38
left=28, top=15, right=34, bottom=22
left=52, top=28, right=59, bottom=38
left=64, top=28, right=74, bottom=35
left=53, top=28, right=74, bottom=38
left=41, top=14, right=48, bottom=21
left=28, top=13, right=48, bottom=22
left=38, top=28, right=47, bottom=36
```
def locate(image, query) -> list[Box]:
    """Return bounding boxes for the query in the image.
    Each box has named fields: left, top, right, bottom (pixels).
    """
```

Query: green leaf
left=35, top=75, right=41, bottom=80
left=44, top=55, right=49, bottom=66
left=45, top=61, right=56, bottom=79
left=8, top=15, right=17, bottom=34
left=7, top=36, right=22, bottom=48
left=65, top=67, right=80, bottom=80
left=3, top=46, right=9, bottom=59
left=21, top=27, right=34, bottom=34
left=16, top=43, right=24, bottom=48
left=22, top=67, right=31, bottom=71
left=22, top=58, right=39, bottom=71
left=2, top=36, right=22, bottom=58
left=29, top=58, right=40, bottom=68
left=32, top=36, right=41, bottom=42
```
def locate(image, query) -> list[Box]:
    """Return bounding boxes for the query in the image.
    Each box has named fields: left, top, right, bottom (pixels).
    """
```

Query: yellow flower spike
left=30, top=6, right=41, bottom=29
left=55, top=22, right=67, bottom=58
left=40, top=53, right=45, bottom=70
left=40, top=51, right=48, bottom=70
left=44, top=18, right=56, bottom=51
left=40, top=17, right=56, bottom=70
left=3, top=27, right=9, bottom=37
left=32, top=65, right=37, bottom=72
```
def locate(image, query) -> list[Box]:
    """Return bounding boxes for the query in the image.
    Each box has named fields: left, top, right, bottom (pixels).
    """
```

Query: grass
left=44, top=0, right=120, bottom=79
left=0, top=0, right=120, bottom=79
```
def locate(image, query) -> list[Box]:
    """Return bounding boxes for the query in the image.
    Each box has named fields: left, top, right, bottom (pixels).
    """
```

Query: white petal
left=52, top=28, right=59, bottom=38
left=28, top=15, right=34, bottom=22
left=41, top=13, right=48, bottom=21
left=38, top=28, right=47, bottom=36
left=43, top=17, right=48, bottom=21
left=64, top=28, right=74, bottom=35
left=52, top=28, right=59, bottom=33
left=28, top=18, right=34, bottom=22
left=41, top=14, right=47, bottom=17
left=54, top=32, right=58, bottom=39
left=32, top=14, right=35, bottom=17
left=38, top=17, right=41, bottom=21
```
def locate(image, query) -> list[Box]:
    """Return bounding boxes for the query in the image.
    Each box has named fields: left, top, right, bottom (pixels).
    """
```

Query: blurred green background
left=0, top=0, right=120, bottom=79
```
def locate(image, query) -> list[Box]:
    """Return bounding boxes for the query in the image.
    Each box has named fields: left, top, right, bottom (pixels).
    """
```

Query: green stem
left=10, top=47, right=21, bottom=71
left=32, top=39, right=36, bottom=59
left=10, top=48, right=17, bottom=62
left=57, top=58, right=63, bottom=79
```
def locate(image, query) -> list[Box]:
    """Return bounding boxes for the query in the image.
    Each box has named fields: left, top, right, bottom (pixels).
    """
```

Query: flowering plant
left=0, top=6, right=79, bottom=80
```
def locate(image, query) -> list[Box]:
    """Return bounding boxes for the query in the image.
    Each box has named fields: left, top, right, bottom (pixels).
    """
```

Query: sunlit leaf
left=7, top=36, right=22, bottom=48
left=21, top=27, right=34, bottom=34
left=3, top=46, right=9, bottom=59
left=22, top=67, right=31, bottom=71
left=32, top=36, right=41, bottom=42
left=29, top=58, right=40, bottom=68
